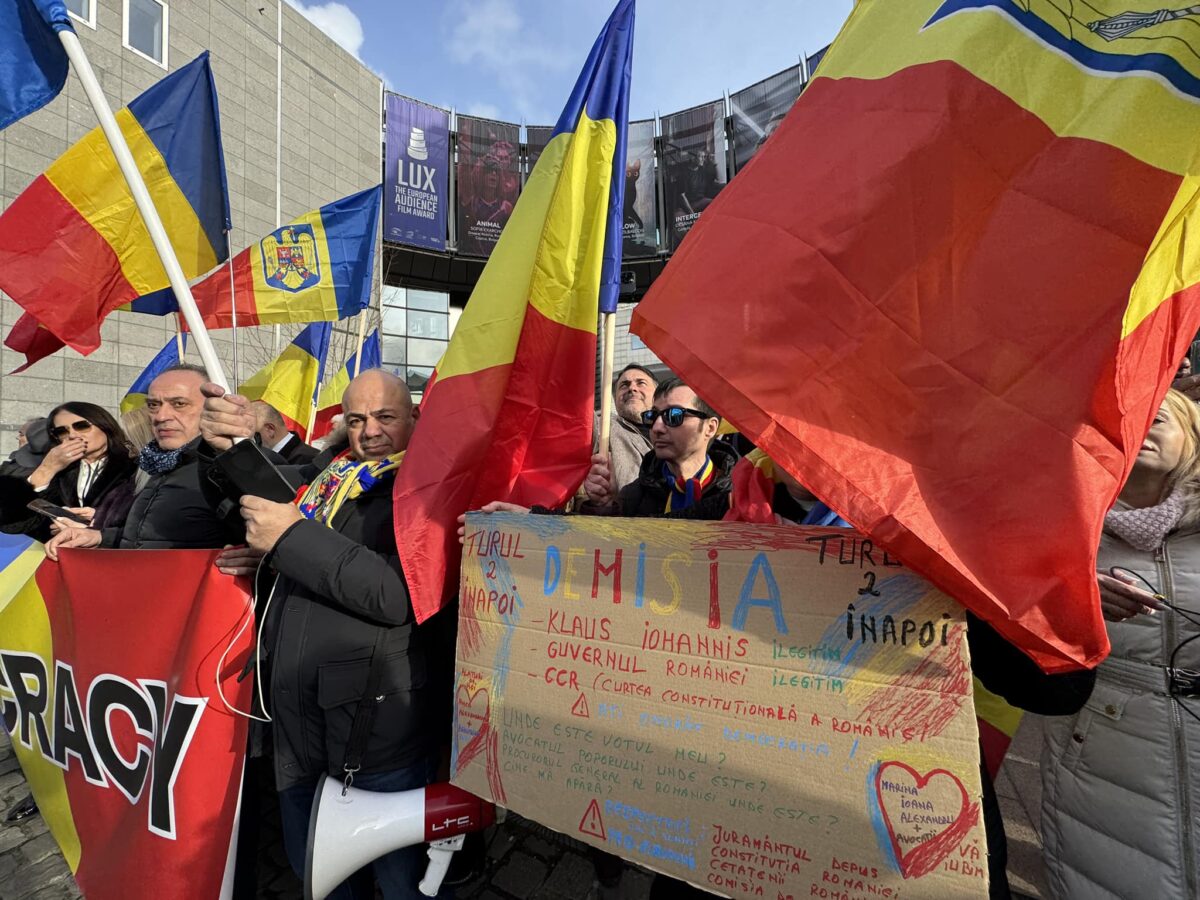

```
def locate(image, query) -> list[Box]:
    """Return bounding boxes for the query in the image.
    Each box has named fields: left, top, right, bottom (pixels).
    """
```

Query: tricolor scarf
left=1104, top=487, right=1186, bottom=553
left=663, top=456, right=715, bottom=513
left=299, top=450, right=405, bottom=526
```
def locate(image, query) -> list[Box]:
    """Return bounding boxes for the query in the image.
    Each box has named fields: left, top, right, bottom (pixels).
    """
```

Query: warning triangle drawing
left=578, top=798, right=606, bottom=840
left=571, top=692, right=590, bottom=718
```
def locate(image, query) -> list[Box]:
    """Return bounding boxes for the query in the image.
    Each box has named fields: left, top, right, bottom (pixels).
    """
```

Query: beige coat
left=1042, top=526, right=1200, bottom=899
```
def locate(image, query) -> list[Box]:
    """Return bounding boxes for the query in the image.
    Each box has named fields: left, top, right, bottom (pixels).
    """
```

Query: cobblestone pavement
left=2, top=720, right=1048, bottom=900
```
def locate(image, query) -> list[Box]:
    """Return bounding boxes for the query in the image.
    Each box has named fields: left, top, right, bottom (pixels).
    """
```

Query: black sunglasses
left=641, top=406, right=711, bottom=427
left=50, top=420, right=93, bottom=440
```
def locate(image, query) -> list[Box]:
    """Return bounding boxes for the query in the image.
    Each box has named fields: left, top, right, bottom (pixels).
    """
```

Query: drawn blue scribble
left=866, top=761, right=901, bottom=872
left=810, top=574, right=927, bottom=679
left=482, top=510, right=573, bottom=540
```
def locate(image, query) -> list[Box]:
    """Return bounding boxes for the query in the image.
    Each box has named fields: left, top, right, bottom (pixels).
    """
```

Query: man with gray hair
left=200, top=368, right=455, bottom=899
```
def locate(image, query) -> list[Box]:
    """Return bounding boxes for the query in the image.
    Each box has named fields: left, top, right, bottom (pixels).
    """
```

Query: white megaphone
left=305, top=776, right=495, bottom=900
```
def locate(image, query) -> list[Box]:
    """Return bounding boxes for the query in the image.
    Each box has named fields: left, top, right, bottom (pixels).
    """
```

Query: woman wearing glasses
left=1, top=402, right=137, bottom=543
left=1042, top=388, right=1200, bottom=899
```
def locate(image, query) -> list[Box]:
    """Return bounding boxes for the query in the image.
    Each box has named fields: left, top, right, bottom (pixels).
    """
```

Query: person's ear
left=704, top=417, right=720, bottom=441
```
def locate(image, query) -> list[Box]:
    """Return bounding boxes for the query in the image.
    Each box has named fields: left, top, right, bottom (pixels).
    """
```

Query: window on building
left=123, top=0, right=167, bottom=68
left=379, top=286, right=451, bottom=399
left=407, top=310, right=448, bottom=340
left=66, top=0, right=95, bottom=28
left=406, top=289, right=449, bottom=313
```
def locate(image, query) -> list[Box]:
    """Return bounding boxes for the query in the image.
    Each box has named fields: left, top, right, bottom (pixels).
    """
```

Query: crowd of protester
left=1, top=352, right=1199, bottom=899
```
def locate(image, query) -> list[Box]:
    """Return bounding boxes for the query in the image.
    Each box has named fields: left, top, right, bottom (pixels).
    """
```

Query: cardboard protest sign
left=453, top=514, right=988, bottom=898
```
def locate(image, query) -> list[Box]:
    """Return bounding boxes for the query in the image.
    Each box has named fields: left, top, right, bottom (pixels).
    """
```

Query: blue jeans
left=279, top=760, right=448, bottom=900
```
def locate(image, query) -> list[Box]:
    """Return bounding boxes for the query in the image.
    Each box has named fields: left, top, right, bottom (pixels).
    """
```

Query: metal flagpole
left=56, top=30, right=231, bottom=390
left=353, top=311, right=369, bottom=377
left=273, top=0, right=283, bottom=358
left=174, top=315, right=185, bottom=358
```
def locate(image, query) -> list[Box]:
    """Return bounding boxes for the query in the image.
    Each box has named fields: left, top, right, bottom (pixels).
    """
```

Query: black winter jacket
left=610, top=440, right=739, bottom=518
left=104, top=438, right=243, bottom=549
left=241, top=451, right=455, bottom=789
left=2, top=453, right=138, bottom=542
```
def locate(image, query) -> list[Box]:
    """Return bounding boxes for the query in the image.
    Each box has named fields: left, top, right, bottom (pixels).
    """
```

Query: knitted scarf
left=138, top=441, right=186, bottom=476
left=298, top=450, right=404, bottom=526
left=1105, top=486, right=1186, bottom=552
left=663, top=456, right=715, bottom=513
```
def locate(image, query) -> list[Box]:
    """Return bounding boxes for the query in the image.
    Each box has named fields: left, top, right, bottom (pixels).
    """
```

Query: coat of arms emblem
left=261, top=224, right=320, bottom=293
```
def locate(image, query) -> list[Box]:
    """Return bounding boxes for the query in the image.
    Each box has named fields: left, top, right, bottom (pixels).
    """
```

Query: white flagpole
left=225, top=233, right=241, bottom=386
left=353, top=310, right=368, bottom=377
left=597, top=312, right=617, bottom=454
left=57, top=31, right=231, bottom=390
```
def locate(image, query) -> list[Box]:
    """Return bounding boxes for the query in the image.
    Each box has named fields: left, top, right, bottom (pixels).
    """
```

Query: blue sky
left=285, top=0, right=854, bottom=124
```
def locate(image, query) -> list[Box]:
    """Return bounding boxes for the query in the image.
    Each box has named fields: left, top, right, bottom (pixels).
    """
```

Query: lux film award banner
left=0, top=536, right=252, bottom=900
left=384, top=94, right=450, bottom=251
left=452, top=515, right=988, bottom=899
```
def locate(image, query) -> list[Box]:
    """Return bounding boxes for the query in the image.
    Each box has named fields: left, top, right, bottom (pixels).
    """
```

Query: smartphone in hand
left=27, top=499, right=91, bottom=525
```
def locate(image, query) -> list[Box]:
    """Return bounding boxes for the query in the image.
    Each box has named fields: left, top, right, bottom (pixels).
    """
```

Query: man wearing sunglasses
left=583, top=377, right=737, bottom=518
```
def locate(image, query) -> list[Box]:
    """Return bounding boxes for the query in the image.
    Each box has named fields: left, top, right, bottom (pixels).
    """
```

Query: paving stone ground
left=1, top=719, right=1048, bottom=900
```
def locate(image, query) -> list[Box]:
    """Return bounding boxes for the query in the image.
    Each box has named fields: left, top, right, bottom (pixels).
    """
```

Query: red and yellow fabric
left=631, top=0, right=1200, bottom=672
left=0, top=534, right=251, bottom=899
left=0, top=52, right=229, bottom=355
left=392, top=0, right=635, bottom=624
left=238, top=322, right=331, bottom=441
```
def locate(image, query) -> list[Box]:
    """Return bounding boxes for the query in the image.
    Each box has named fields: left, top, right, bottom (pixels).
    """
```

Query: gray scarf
left=1105, top=487, right=1186, bottom=552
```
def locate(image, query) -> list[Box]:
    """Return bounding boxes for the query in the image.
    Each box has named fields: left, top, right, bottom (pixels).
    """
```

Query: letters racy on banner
left=0, top=536, right=253, bottom=900
left=452, top=515, right=989, bottom=899
left=385, top=94, right=450, bottom=251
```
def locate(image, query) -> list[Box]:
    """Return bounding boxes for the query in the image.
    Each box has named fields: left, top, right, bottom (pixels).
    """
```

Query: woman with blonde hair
left=1042, top=388, right=1200, bottom=898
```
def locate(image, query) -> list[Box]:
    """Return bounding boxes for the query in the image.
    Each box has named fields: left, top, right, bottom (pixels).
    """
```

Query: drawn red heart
left=874, top=761, right=979, bottom=879
left=454, top=686, right=491, bottom=773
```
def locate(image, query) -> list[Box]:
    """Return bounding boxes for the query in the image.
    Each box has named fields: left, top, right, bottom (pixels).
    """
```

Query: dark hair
left=615, top=363, right=657, bottom=386
left=161, top=363, right=209, bottom=379
left=46, top=402, right=134, bottom=461
left=653, top=377, right=718, bottom=419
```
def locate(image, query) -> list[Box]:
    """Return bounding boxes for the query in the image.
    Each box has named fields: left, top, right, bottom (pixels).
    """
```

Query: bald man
left=250, top=400, right=319, bottom=464
left=200, top=369, right=455, bottom=899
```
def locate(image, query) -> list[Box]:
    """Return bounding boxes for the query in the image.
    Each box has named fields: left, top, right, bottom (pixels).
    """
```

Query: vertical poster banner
left=525, top=125, right=554, bottom=182
left=622, top=118, right=658, bottom=258
left=730, top=66, right=802, bottom=174
left=384, top=94, right=450, bottom=251
left=455, top=115, right=522, bottom=257
left=661, top=100, right=728, bottom=252
left=806, top=44, right=831, bottom=80
left=453, top=515, right=989, bottom=899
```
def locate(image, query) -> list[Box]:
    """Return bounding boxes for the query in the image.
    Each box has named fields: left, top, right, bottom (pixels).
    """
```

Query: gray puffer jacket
left=1042, top=525, right=1200, bottom=899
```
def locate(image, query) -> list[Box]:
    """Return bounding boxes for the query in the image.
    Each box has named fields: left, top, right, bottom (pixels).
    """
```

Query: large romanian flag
left=239, top=322, right=331, bottom=440
left=311, top=328, right=381, bottom=441
left=0, top=52, right=230, bottom=355
left=128, top=186, right=380, bottom=329
left=392, top=0, right=634, bottom=623
left=631, top=0, right=1200, bottom=671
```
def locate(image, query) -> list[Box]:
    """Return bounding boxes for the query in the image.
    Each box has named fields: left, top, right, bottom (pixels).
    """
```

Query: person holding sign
left=199, top=369, right=457, bottom=900
left=1042, top=389, right=1200, bottom=900
left=582, top=377, right=737, bottom=517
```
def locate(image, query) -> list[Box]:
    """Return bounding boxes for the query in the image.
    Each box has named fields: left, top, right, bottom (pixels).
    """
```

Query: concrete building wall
left=0, top=0, right=382, bottom=455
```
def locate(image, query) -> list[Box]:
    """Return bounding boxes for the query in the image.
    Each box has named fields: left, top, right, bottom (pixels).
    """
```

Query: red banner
left=0, top=539, right=253, bottom=899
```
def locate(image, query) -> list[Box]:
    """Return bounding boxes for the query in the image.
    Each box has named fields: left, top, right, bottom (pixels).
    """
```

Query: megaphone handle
left=418, top=836, right=464, bottom=897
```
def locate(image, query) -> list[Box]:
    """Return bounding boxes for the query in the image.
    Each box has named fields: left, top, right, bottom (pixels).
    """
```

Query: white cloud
left=445, top=0, right=569, bottom=122
left=285, top=0, right=365, bottom=60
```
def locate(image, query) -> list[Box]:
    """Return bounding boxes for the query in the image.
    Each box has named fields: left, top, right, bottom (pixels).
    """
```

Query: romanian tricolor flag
left=5, top=312, right=66, bottom=373
left=121, top=334, right=185, bottom=413
left=0, top=535, right=251, bottom=898
left=631, top=0, right=1200, bottom=672
left=392, top=0, right=634, bottom=623
left=239, top=322, right=331, bottom=440
left=128, top=187, right=380, bottom=329
left=311, top=328, right=380, bottom=441
left=0, top=52, right=230, bottom=355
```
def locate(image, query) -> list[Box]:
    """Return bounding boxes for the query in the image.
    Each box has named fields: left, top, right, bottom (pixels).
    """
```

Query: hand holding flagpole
left=56, top=29, right=231, bottom=391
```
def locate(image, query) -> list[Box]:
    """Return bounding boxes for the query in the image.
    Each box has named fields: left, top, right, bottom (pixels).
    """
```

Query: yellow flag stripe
left=44, top=110, right=219, bottom=293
